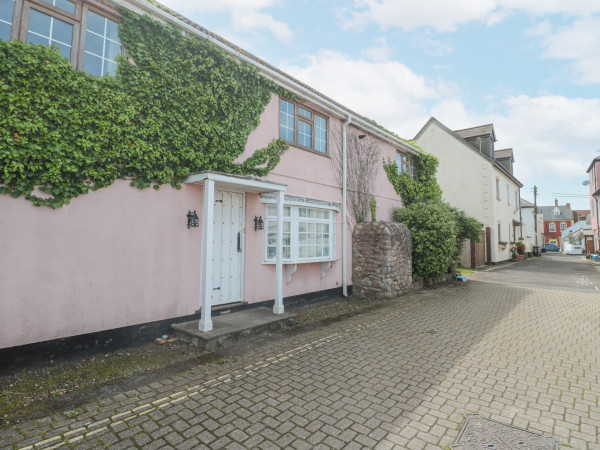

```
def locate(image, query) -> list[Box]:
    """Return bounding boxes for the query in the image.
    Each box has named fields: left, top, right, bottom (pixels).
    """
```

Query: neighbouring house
left=0, top=0, right=420, bottom=354
left=561, top=221, right=591, bottom=255
left=586, top=157, right=600, bottom=252
left=520, top=198, right=544, bottom=252
left=539, top=200, right=574, bottom=246
left=572, top=209, right=590, bottom=223
left=414, top=118, right=523, bottom=264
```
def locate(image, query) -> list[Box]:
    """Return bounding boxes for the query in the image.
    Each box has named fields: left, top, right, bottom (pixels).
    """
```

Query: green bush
left=394, top=202, right=482, bottom=279
left=394, top=202, right=457, bottom=279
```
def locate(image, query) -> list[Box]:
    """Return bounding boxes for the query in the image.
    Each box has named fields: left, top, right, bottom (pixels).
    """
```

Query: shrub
left=393, top=202, right=457, bottom=279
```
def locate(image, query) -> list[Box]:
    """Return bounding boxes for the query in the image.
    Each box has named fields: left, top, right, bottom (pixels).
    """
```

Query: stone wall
left=352, top=222, right=412, bottom=298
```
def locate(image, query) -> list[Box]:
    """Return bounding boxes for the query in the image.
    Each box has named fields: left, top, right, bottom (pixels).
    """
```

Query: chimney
left=566, top=203, right=571, bottom=210
left=555, top=198, right=558, bottom=206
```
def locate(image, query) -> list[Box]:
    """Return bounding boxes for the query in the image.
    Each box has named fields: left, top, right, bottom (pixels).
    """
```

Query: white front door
left=211, top=190, right=244, bottom=306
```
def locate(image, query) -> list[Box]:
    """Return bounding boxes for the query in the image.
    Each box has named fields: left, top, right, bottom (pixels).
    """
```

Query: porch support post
left=273, top=190, right=284, bottom=314
left=199, top=178, right=215, bottom=332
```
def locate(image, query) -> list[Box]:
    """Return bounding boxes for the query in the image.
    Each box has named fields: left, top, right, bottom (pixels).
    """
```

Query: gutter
left=342, top=116, right=352, bottom=297
left=113, top=0, right=420, bottom=156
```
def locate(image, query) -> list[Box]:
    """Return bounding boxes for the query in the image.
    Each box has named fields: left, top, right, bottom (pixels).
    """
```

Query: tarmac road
left=471, top=252, right=600, bottom=293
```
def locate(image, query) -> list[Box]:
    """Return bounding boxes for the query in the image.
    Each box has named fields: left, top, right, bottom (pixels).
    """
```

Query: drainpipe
left=342, top=116, right=352, bottom=297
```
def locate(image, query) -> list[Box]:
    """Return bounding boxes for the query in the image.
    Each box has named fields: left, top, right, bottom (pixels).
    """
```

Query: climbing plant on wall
left=383, top=143, right=442, bottom=207
left=0, top=10, right=292, bottom=208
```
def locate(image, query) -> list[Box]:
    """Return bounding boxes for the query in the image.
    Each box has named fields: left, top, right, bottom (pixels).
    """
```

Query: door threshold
left=195, top=302, right=248, bottom=315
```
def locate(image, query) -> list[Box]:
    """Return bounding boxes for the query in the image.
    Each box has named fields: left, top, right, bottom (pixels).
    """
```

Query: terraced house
left=0, top=0, right=422, bottom=354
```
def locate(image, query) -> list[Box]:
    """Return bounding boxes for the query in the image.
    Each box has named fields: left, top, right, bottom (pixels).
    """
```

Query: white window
left=507, top=184, right=510, bottom=204
left=0, top=0, right=15, bottom=41
left=560, top=222, right=567, bottom=232
left=496, top=178, right=500, bottom=200
left=265, top=204, right=336, bottom=263
left=549, top=223, right=556, bottom=232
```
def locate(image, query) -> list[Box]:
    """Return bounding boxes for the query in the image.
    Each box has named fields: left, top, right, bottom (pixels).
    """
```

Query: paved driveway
left=2, top=256, right=600, bottom=449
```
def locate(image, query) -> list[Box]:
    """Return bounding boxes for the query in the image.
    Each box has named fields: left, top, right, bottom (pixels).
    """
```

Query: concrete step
left=172, top=307, right=296, bottom=352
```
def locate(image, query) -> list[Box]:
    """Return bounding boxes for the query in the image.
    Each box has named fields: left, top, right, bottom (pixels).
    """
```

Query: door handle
left=237, top=231, right=242, bottom=252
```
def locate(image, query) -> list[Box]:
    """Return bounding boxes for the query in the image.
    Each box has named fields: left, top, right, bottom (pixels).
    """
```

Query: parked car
left=544, top=243, right=560, bottom=252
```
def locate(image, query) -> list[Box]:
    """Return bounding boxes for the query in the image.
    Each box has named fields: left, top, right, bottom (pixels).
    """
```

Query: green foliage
left=369, top=195, right=377, bottom=222
left=0, top=11, right=290, bottom=208
left=515, top=241, right=526, bottom=255
left=450, top=206, right=483, bottom=262
left=383, top=148, right=442, bottom=207
left=394, top=202, right=457, bottom=279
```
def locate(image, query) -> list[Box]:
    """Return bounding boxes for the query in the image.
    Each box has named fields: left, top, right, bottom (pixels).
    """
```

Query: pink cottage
left=0, top=0, right=420, bottom=357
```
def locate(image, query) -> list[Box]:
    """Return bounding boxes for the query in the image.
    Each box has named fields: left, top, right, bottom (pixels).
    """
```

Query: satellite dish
left=583, top=180, right=591, bottom=186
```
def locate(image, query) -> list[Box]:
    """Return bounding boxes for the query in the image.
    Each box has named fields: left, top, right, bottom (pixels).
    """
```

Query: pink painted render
left=0, top=95, right=405, bottom=349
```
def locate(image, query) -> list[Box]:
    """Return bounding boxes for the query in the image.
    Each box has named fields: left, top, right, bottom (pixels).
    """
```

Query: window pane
left=106, top=17, right=119, bottom=41
left=298, top=121, right=312, bottom=148
left=298, top=107, right=312, bottom=119
left=52, top=18, right=73, bottom=44
left=266, top=205, right=276, bottom=217
left=85, top=30, right=103, bottom=55
left=103, top=60, right=117, bottom=76
left=86, top=10, right=105, bottom=35
left=104, top=39, right=121, bottom=61
left=315, top=115, right=327, bottom=153
left=83, top=53, right=102, bottom=76
left=283, top=247, right=290, bottom=258
left=0, top=0, right=14, bottom=40
left=28, top=9, right=52, bottom=36
left=267, top=247, right=276, bottom=259
left=279, top=99, right=295, bottom=142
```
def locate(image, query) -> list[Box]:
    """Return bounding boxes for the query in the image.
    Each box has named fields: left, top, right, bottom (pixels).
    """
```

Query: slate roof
left=495, top=148, right=513, bottom=161
left=454, top=124, right=496, bottom=141
left=520, top=198, right=534, bottom=208
left=413, top=118, right=523, bottom=187
left=539, top=205, right=574, bottom=221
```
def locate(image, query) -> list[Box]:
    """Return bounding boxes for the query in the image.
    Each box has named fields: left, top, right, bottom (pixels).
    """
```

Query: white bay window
left=263, top=200, right=337, bottom=264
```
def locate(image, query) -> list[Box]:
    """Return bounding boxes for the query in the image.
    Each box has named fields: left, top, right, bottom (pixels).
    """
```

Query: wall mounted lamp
left=187, top=210, right=199, bottom=229
left=254, top=215, right=264, bottom=231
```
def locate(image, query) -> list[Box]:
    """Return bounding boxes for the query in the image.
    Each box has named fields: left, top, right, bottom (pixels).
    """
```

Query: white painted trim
left=185, top=171, right=286, bottom=193
left=320, top=261, right=332, bottom=279
left=285, top=264, right=297, bottom=283
left=199, top=178, right=214, bottom=332
left=260, top=197, right=340, bottom=212
left=274, top=190, right=284, bottom=314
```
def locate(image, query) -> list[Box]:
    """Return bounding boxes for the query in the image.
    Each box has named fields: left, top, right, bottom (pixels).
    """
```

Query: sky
left=159, top=0, right=600, bottom=210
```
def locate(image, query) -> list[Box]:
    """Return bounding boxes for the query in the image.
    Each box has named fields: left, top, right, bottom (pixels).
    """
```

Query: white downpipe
left=342, top=116, right=352, bottom=297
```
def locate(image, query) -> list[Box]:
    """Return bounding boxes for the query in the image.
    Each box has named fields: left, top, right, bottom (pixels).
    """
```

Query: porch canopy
left=185, top=171, right=287, bottom=332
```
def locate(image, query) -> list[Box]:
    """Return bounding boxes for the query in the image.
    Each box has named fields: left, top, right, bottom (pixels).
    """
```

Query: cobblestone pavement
left=2, top=280, right=600, bottom=449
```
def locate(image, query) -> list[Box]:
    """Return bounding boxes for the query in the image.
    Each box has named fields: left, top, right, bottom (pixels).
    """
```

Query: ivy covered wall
left=0, top=10, right=291, bottom=208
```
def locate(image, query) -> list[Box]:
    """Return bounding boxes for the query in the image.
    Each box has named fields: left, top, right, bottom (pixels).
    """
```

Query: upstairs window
left=396, top=152, right=413, bottom=177
left=5, top=0, right=121, bottom=75
left=549, top=223, right=556, bottom=232
left=560, top=222, right=567, bottom=232
left=279, top=99, right=328, bottom=154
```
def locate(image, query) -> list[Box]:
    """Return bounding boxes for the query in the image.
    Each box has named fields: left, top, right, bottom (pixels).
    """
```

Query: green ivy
left=383, top=144, right=442, bottom=207
left=0, top=10, right=292, bottom=208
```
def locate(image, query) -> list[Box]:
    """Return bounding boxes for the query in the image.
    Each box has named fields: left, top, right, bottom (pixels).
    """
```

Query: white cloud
left=361, top=37, right=392, bottom=61
left=340, top=0, right=600, bottom=33
left=538, top=16, right=600, bottom=84
left=158, top=0, right=292, bottom=43
left=280, top=50, right=453, bottom=136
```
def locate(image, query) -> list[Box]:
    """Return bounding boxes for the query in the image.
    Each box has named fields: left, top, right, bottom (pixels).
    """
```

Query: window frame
left=560, top=222, right=567, bottom=232
left=8, top=0, right=122, bottom=74
left=262, top=202, right=337, bottom=264
left=279, top=98, right=328, bottom=155
left=396, top=152, right=414, bottom=177
left=549, top=222, right=556, bottom=233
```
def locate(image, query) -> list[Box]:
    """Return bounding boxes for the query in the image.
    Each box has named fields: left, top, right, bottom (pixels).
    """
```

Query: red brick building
left=539, top=200, right=574, bottom=245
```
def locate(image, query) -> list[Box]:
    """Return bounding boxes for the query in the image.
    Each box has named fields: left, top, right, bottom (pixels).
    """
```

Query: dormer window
left=553, top=208, right=560, bottom=216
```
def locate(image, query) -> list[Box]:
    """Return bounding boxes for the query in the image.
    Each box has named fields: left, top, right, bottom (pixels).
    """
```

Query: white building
left=414, top=118, right=523, bottom=263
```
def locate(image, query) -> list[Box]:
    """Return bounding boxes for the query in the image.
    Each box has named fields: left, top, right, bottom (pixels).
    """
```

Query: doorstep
left=172, top=307, right=296, bottom=352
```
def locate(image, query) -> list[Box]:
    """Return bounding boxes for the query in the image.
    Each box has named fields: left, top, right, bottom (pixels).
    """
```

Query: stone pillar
left=352, top=222, right=412, bottom=298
